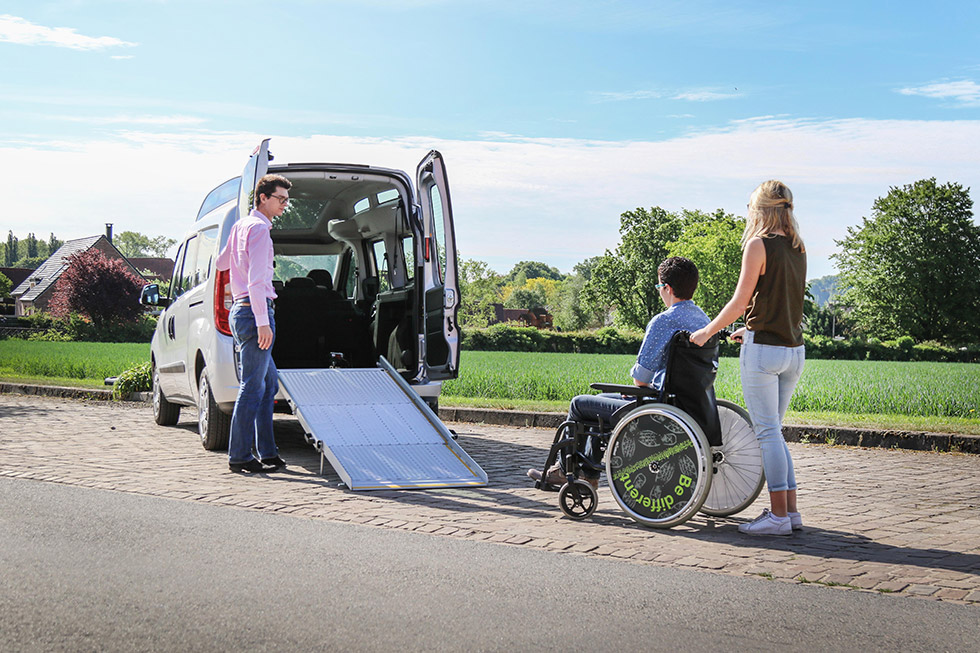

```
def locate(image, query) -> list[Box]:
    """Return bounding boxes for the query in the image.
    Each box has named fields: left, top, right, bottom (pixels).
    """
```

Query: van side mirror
left=140, top=284, right=170, bottom=307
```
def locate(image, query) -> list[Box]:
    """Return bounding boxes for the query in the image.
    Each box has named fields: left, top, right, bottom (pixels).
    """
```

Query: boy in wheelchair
left=528, top=256, right=709, bottom=490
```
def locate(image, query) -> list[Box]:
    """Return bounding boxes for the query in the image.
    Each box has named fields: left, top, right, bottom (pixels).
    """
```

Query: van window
left=168, top=242, right=185, bottom=300
left=353, top=197, right=370, bottom=214
left=430, top=186, right=447, bottom=283
left=178, top=236, right=199, bottom=295
left=377, top=189, right=399, bottom=204
left=339, top=249, right=358, bottom=299
left=194, top=227, right=218, bottom=283
left=169, top=238, right=198, bottom=299
left=273, top=254, right=341, bottom=283
left=197, top=178, right=239, bottom=220
left=372, top=240, right=390, bottom=293
left=401, top=236, right=415, bottom=281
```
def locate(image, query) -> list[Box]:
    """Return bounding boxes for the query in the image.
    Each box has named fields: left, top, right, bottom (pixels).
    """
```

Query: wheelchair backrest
left=662, top=331, right=723, bottom=447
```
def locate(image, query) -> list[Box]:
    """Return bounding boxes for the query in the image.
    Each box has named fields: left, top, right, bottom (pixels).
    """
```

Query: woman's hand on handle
left=689, top=328, right=712, bottom=347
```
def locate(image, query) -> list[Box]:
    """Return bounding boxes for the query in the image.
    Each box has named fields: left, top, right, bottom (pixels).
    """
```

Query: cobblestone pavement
left=2, top=394, right=979, bottom=605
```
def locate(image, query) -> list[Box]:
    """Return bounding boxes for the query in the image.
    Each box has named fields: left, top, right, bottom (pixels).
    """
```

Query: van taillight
left=215, top=269, right=232, bottom=335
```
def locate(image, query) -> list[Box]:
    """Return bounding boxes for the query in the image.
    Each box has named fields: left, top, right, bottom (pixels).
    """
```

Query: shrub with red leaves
left=48, top=249, right=144, bottom=326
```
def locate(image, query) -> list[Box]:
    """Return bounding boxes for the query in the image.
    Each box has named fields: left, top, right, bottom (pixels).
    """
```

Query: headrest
left=361, top=276, right=380, bottom=295
left=307, top=269, right=333, bottom=287
left=285, top=276, right=315, bottom=288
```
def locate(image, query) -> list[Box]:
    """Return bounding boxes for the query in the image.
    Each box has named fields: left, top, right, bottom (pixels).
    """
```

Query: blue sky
left=2, top=1, right=979, bottom=280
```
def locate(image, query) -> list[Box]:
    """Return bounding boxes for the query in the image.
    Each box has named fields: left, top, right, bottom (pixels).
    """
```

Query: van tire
left=152, top=363, right=180, bottom=426
left=198, top=368, right=231, bottom=451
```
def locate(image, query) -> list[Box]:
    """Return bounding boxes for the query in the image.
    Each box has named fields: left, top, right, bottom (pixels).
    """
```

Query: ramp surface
left=277, top=362, right=487, bottom=490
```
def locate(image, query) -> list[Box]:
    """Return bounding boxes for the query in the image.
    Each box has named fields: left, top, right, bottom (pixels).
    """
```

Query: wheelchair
left=534, top=331, right=765, bottom=528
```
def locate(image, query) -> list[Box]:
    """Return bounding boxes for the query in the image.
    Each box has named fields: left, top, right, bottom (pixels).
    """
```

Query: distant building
left=128, top=257, right=174, bottom=285
left=489, top=304, right=554, bottom=329
left=10, top=235, right=143, bottom=317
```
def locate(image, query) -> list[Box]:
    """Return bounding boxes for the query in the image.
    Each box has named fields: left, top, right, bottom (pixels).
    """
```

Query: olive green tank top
left=745, top=235, right=807, bottom=347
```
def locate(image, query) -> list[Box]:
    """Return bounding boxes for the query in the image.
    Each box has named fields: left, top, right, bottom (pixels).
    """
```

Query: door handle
left=168, top=316, right=176, bottom=340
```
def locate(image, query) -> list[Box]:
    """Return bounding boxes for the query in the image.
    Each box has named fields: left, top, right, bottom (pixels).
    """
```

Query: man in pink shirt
left=215, top=173, right=291, bottom=473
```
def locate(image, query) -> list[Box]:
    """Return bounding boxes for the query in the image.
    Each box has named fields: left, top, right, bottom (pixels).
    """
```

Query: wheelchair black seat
left=589, top=331, right=722, bottom=446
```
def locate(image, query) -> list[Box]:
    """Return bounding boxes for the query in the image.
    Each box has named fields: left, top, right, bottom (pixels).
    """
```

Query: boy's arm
left=630, top=312, right=672, bottom=386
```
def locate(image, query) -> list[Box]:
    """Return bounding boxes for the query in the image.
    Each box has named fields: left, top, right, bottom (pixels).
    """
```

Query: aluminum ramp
left=277, top=358, right=487, bottom=490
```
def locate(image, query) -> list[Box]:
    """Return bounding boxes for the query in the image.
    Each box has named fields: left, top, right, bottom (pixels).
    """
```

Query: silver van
left=141, top=139, right=460, bottom=450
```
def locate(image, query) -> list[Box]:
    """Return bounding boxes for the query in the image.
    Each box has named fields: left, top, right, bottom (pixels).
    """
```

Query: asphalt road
left=1, top=477, right=977, bottom=652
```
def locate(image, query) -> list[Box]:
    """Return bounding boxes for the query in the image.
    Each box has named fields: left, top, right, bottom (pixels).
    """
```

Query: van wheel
left=198, top=369, right=231, bottom=451
left=152, top=363, right=180, bottom=426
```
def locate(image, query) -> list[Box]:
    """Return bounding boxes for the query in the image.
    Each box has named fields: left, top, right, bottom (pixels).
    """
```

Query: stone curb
left=3, top=382, right=977, bottom=455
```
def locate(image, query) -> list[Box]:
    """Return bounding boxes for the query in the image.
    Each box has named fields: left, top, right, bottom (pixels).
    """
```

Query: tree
left=582, top=207, right=683, bottom=331
left=505, top=261, right=564, bottom=283
left=667, top=209, right=744, bottom=319
left=24, top=233, right=38, bottom=258
left=808, top=274, right=840, bottom=306
left=48, top=233, right=63, bottom=255
left=114, top=231, right=177, bottom=258
left=12, top=256, right=46, bottom=270
left=833, top=178, right=980, bottom=343
left=5, top=231, right=18, bottom=267
left=48, top=249, right=145, bottom=326
left=458, top=258, right=503, bottom=327
left=0, top=272, right=11, bottom=298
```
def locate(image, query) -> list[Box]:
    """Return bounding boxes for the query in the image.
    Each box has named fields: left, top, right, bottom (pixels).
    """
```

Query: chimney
left=105, top=223, right=113, bottom=243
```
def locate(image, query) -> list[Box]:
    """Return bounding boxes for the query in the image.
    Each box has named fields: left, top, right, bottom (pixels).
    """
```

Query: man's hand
left=257, top=325, right=274, bottom=350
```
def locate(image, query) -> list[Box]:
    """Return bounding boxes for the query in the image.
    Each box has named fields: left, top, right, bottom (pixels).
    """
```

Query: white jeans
left=740, top=330, right=805, bottom=493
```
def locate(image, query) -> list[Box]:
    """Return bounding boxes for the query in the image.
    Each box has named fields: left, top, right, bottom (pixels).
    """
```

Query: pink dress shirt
left=215, top=209, right=277, bottom=327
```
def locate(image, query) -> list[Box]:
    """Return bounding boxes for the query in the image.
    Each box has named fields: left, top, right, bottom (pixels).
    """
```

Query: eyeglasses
left=655, top=282, right=667, bottom=290
left=269, top=194, right=290, bottom=206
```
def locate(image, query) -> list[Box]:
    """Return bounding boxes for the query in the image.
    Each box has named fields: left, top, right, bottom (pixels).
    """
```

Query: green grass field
left=444, top=350, right=980, bottom=425
left=2, top=341, right=978, bottom=433
left=0, top=340, right=149, bottom=384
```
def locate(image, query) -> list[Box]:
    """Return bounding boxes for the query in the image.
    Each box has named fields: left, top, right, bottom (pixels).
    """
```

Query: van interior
left=267, top=170, right=420, bottom=378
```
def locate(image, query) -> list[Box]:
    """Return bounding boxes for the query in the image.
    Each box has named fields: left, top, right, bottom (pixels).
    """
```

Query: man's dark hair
left=255, top=174, right=292, bottom=205
left=657, top=256, right=699, bottom=300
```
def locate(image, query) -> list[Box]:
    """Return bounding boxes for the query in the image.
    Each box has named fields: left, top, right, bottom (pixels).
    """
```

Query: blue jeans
left=740, top=330, right=805, bottom=493
left=228, top=300, right=279, bottom=464
left=567, top=393, right=630, bottom=479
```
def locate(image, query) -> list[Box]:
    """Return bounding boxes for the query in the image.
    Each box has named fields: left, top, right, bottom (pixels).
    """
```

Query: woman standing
left=690, top=180, right=806, bottom=536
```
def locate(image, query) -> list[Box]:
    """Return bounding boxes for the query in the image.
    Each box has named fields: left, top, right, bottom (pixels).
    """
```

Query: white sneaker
left=738, top=509, right=792, bottom=536
left=787, top=511, right=803, bottom=531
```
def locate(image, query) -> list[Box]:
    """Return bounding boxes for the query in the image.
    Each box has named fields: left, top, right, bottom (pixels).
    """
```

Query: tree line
left=460, top=178, right=980, bottom=346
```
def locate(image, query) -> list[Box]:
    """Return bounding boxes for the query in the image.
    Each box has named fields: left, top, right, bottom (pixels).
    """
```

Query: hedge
left=460, top=325, right=980, bottom=363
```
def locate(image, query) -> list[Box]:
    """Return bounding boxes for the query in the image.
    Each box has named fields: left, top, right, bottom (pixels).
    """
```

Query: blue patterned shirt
left=630, top=300, right=710, bottom=390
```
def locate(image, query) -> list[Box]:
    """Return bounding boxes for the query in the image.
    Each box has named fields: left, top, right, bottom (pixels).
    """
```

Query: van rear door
left=239, top=139, right=271, bottom=220
left=416, top=150, right=459, bottom=380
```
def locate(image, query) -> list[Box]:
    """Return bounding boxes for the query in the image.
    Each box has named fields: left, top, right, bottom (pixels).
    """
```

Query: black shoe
left=230, top=459, right=275, bottom=474
left=260, top=456, right=287, bottom=470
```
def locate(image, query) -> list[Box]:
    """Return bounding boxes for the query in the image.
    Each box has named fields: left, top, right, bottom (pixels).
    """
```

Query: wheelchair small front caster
left=558, top=479, right=598, bottom=520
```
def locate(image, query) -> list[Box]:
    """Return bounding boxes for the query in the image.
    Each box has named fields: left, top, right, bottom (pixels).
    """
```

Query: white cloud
left=594, top=87, right=739, bottom=103
left=0, top=14, right=137, bottom=50
left=55, top=114, right=208, bottom=126
left=898, top=80, right=980, bottom=107
left=671, top=90, right=739, bottom=102
left=4, top=117, right=979, bottom=279
left=593, top=90, right=664, bottom=102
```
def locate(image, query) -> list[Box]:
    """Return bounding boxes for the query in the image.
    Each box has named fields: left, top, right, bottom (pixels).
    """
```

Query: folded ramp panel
left=278, top=361, right=487, bottom=490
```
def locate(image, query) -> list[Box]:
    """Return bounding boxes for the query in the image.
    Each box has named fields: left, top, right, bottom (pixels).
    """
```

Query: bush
left=15, top=312, right=156, bottom=343
left=461, top=324, right=980, bottom=362
left=112, top=361, right=151, bottom=399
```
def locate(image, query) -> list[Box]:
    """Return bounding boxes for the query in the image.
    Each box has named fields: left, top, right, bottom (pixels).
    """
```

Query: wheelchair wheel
left=558, top=479, right=598, bottom=520
left=700, top=400, right=765, bottom=517
left=605, top=404, right=712, bottom=528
